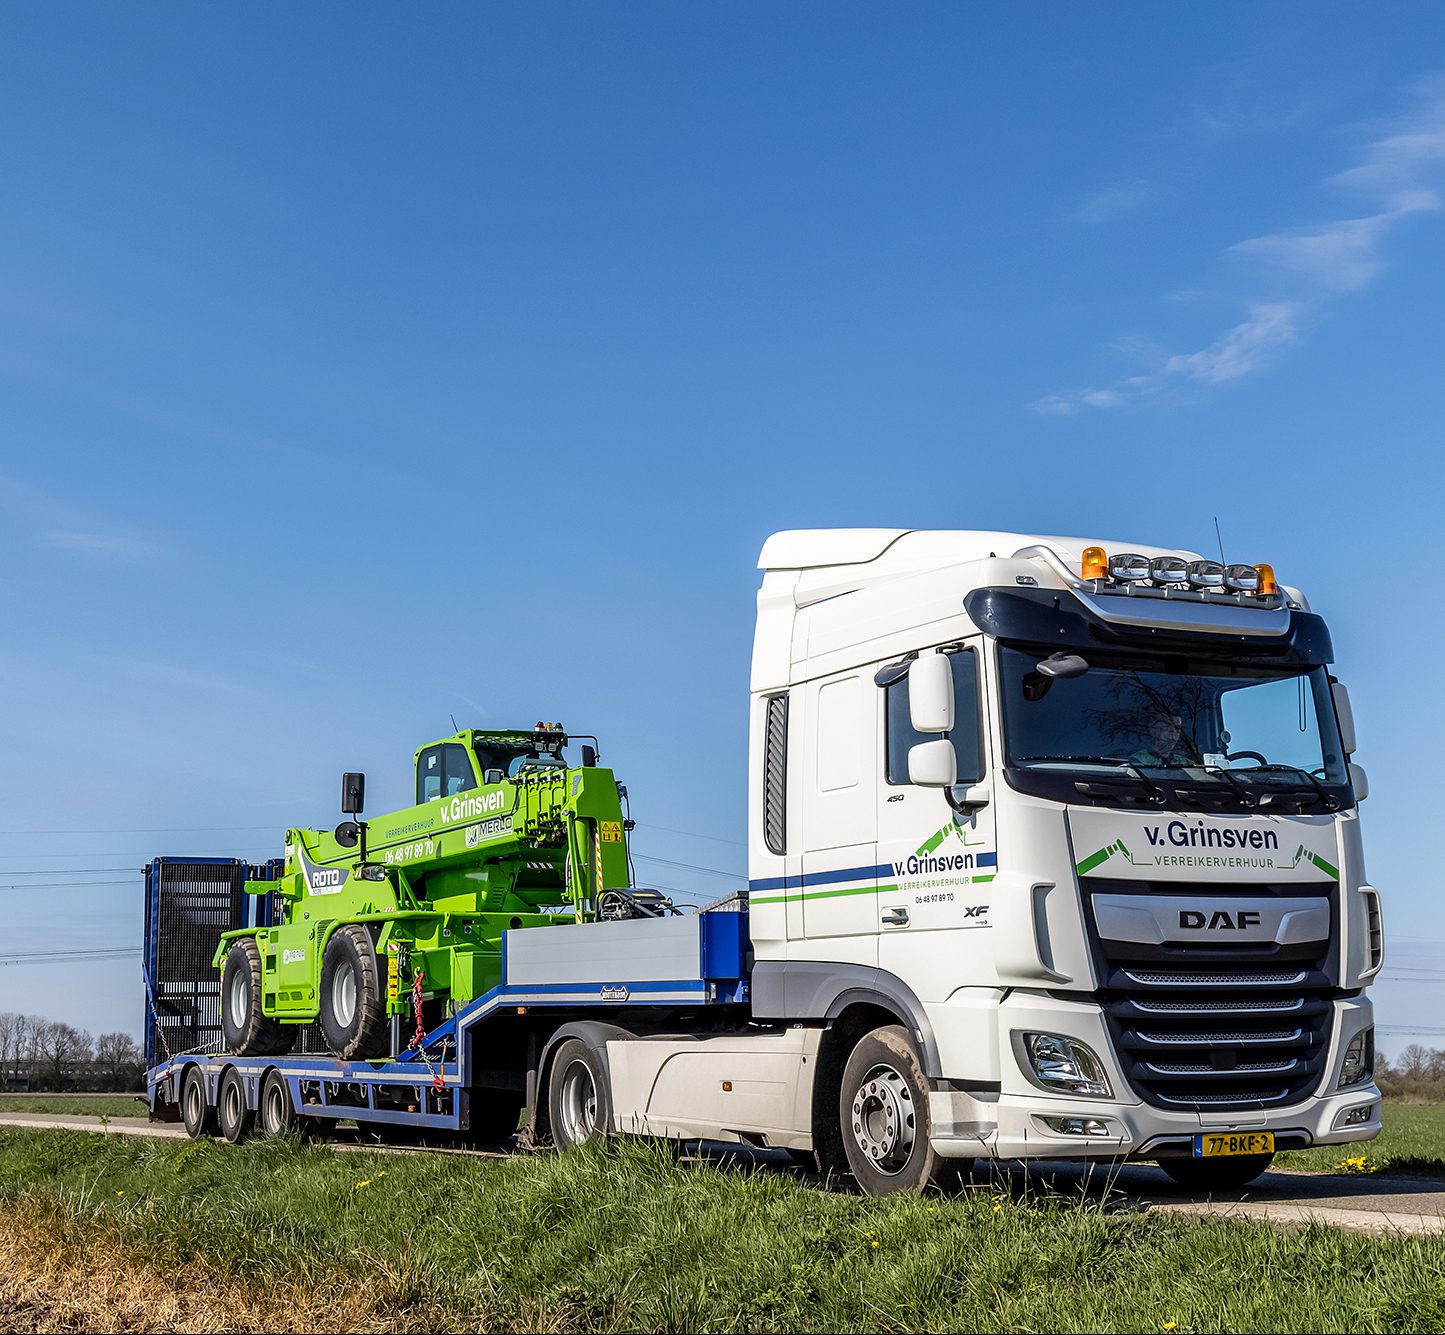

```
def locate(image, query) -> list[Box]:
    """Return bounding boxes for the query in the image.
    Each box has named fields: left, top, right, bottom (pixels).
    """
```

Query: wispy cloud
left=1074, top=180, right=1154, bottom=224
left=1037, top=76, right=1445, bottom=414
left=42, top=529, right=161, bottom=561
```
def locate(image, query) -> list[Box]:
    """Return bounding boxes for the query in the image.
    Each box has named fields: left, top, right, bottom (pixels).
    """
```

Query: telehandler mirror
left=908, top=737, right=957, bottom=787
left=341, top=771, right=366, bottom=815
left=334, top=821, right=360, bottom=848
left=581, top=744, right=598, bottom=768
left=908, top=652, right=954, bottom=734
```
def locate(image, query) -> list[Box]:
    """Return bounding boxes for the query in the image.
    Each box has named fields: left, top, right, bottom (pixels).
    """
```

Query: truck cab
left=746, top=528, right=1381, bottom=1185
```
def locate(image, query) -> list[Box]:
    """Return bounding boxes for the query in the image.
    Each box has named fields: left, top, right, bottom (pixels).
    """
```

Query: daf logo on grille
left=1180, top=909, right=1263, bottom=931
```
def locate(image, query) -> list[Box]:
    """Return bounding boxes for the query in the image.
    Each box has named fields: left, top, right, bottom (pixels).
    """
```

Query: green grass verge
left=1279, top=1103, right=1445, bottom=1178
left=0, top=1094, right=147, bottom=1117
left=3, top=1128, right=1445, bottom=1332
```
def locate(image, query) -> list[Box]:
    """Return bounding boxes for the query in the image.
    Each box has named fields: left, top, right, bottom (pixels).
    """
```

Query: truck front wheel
left=839, top=1025, right=942, bottom=1195
left=221, top=938, right=295, bottom=1057
left=318, top=925, right=388, bottom=1060
left=547, top=1039, right=610, bottom=1150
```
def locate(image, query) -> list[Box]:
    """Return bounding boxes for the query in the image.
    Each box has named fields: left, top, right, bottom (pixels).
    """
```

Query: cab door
left=875, top=643, right=997, bottom=980
left=798, top=670, right=879, bottom=964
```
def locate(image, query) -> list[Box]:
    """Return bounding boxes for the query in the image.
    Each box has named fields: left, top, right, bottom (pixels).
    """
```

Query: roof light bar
left=1149, top=555, right=1189, bottom=586
left=1108, top=552, right=1151, bottom=582
left=1223, top=564, right=1260, bottom=592
left=1186, top=559, right=1224, bottom=589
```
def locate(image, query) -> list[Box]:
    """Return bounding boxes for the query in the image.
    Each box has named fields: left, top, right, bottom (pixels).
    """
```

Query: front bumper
left=927, top=989, right=1381, bottom=1162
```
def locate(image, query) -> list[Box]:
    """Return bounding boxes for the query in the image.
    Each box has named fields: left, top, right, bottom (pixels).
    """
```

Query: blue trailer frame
left=144, top=857, right=751, bottom=1137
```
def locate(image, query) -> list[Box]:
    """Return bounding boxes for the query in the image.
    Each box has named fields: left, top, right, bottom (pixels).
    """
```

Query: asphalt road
left=3, top=1111, right=1440, bottom=1236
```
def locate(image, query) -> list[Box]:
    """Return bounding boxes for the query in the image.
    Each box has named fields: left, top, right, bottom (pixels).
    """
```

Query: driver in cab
left=1133, top=713, right=1198, bottom=767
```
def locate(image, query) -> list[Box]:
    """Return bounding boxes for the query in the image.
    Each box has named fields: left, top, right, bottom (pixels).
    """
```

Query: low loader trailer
left=146, top=530, right=1384, bottom=1194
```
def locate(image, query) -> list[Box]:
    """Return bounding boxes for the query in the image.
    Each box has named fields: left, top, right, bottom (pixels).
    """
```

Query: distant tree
left=1400, top=1043, right=1430, bottom=1082
left=33, top=1022, right=93, bottom=1091
left=0, top=1013, right=17, bottom=1090
left=93, top=1032, right=144, bottom=1091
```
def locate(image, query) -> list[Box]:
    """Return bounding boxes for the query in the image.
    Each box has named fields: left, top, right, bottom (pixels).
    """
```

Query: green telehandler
left=215, top=724, right=663, bottom=1061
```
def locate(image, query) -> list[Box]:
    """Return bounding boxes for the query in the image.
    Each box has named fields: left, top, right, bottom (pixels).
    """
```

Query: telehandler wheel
left=221, top=938, right=295, bottom=1057
left=1156, top=1152, right=1275, bottom=1190
left=547, top=1039, right=611, bottom=1151
left=180, top=1066, right=215, bottom=1140
left=259, top=1069, right=303, bottom=1138
left=216, top=1068, right=253, bottom=1143
left=319, top=925, right=388, bottom=1060
left=838, top=1024, right=942, bottom=1196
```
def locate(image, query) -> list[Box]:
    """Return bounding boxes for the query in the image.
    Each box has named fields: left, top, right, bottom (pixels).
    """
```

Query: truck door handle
left=881, top=908, right=910, bottom=927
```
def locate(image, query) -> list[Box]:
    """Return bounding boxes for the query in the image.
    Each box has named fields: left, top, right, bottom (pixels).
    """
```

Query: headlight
left=1017, top=1032, right=1113, bottom=1098
left=1149, top=555, right=1189, bottom=586
left=1186, top=559, right=1225, bottom=589
left=1223, top=563, right=1261, bottom=592
left=1108, top=552, right=1151, bottom=583
left=1338, top=1027, right=1374, bottom=1088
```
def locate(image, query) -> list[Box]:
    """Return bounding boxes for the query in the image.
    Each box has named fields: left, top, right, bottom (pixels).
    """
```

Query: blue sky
left=2, top=4, right=1443, bottom=1053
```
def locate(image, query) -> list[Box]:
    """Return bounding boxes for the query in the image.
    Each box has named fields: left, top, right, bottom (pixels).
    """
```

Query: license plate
left=1194, top=1131, right=1274, bottom=1158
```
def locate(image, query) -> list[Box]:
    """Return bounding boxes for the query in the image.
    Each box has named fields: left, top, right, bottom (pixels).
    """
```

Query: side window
left=417, top=744, right=477, bottom=803
left=763, top=694, right=788, bottom=855
left=885, top=649, right=984, bottom=786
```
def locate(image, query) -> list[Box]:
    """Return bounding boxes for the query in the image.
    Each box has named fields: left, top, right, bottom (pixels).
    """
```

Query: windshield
left=998, top=645, right=1348, bottom=788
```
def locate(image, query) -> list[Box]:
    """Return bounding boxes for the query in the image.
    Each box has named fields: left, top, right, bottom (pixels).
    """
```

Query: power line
left=0, top=825, right=286, bottom=836
left=634, top=822, right=746, bottom=848
left=632, top=853, right=742, bottom=879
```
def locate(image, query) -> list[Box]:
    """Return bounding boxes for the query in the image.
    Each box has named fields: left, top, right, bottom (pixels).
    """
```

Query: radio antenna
left=450, top=712, right=459, bottom=733
left=1213, top=516, right=1226, bottom=564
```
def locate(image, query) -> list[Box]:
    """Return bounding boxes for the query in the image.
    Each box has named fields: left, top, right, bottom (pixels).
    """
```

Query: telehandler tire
left=180, top=1066, right=215, bottom=1140
left=838, top=1024, right=943, bottom=1196
left=318, top=925, right=388, bottom=1060
left=217, top=1067, right=253, bottom=1144
left=221, top=938, right=295, bottom=1057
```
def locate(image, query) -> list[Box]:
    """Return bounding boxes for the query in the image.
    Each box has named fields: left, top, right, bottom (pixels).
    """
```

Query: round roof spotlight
left=1186, top=559, right=1225, bottom=589
left=1149, top=555, right=1189, bottom=586
left=1223, top=563, right=1261, bottom=593
left=1108, top=552, right=1151, bottom=582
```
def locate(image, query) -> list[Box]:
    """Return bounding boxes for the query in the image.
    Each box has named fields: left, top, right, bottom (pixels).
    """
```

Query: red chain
left=410, top=968, right=445, bottom=1093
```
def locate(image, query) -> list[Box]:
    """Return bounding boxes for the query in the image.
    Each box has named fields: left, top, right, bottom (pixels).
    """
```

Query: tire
left=221, top=938, right=296, bottom=1057
left=838, top=1025, right=941, bottom=1195
left=318, top=925, right=388, bottom=1060
left=259, top=1069, right=302, bottom=1137
left=180, top=1066, right=215, bottom=1140
left=467, top=1091, right=525, bottom=1144
left=1157, top=1153, right=1275, bottom=1190
left=217, top=1067, right=252, bottom=1144
left=547, top=1039, right=610, bottom=1150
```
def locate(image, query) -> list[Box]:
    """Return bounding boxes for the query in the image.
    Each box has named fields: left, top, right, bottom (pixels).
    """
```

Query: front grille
left=1083, top=877, right=1339, bottom=1113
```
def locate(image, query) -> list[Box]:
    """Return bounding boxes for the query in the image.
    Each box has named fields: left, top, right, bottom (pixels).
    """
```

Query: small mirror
left=581, top=744, right=598, bottom=768
left=1349, top=762, right=1369, bottom=802
left=1038, top=652, right=1090, bottom=680
left=951, top=782, right=991, bottom=812
left=341, top=771, right=366, bottom=815
left=909, top=652, right=955, bottom=734
left=1333, top=681, right=1357, bottom=755
left=909, top=737, right=957, bottom=787
left=334, top=820, right=360, bottom=848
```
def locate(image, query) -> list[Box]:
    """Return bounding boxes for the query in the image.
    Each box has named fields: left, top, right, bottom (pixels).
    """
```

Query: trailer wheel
left=547, top=1039, right=610, bottom=1150
left=180, top=1067, right=215, bottom=1140
left=318, top=925, right=388, bottom=1060
left=1156, top=1153, right=1275, bottom=1190
left=259, top=1070, right=302, bottom=1137
left=838, top=1025, right=941, bottom=1196
left=221, top=938, right=295, bottom=1057
left=217, top=1067, right=253, bottom=1144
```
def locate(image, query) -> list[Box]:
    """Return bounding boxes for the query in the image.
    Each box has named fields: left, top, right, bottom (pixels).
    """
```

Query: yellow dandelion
left=355, top=1179, right=372, bottom=1190
left=871, top=1240, right=880, bottom=1249
left=1163, top=1324, right=1178, bottom=1332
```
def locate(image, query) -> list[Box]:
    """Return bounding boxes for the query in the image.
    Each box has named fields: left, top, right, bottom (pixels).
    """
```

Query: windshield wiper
left=1018, top=756, right=1166, bottom=805
left=1200, top=766, right=1259, bottom=809
left=1234, top=764, right=1341, bottom=812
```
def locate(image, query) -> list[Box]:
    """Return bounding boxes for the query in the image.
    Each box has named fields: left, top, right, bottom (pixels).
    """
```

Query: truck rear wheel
left=547, top=1039, right=610, bottom=1150
left=838, top=1025, right=942, bottom=1196
left=318, top=925, right=388, bottom=1060
left=221, top=938, right=295, bottom=1057
left=180, top=1066, right=214, bottom=1139
left=1157, top=1153, right=1275, bottom=1190
left=217, top=1068, right=252, bottom=1144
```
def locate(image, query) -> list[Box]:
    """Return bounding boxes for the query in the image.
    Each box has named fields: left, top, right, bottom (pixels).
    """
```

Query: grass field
left=0, top=1093, right=146, bottom=1118
left=1, top=1129, right=1444, bottom=1333
left=1278, top=1103, right=1445, bottom=1177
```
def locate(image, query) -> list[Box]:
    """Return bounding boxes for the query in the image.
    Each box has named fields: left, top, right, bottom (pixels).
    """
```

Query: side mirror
left=1037, top=652, right=1090, bottom=680
left=334, top=821, right=360, bottom=848
left=1349, top=762, right=1369, bottom=802
left=1333, top=681, right=1357, bottom=755
left=581, top=744, right=598, bottom=768
left=909, top=737, right=957, bottom=787
left=909, top=652, right=954, bottom=734
left=341, top=771, right=366, bottom=815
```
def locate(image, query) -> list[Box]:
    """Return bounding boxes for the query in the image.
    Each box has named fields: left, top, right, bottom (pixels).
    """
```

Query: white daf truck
left=148, top=528, right=1382, bottom=1196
